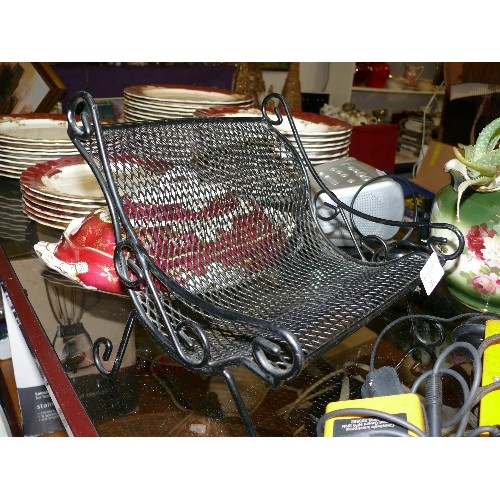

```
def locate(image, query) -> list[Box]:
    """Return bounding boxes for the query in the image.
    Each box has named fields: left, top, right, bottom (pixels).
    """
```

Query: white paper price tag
left=420, top=251, right=444, bottom=296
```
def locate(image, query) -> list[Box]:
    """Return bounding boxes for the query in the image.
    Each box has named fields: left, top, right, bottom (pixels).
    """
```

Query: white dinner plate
left=20, top=156, right=105, bottom=202
left=0, top=114, right=75, bottom=145
left=21, top=187, right=99, bottom=217
left=124, top=84, right=253, bottom=106
left=22, top=201, right=70, bottom=230
left=20, top=183, right=105, bottom=210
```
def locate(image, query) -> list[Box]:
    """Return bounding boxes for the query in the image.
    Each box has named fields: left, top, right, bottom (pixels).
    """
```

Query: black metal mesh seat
left=67, top=91, right=463, bottom=435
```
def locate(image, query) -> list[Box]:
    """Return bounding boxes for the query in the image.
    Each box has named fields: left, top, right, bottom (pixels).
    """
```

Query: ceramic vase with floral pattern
left=431, top=184, right=500, bottom=312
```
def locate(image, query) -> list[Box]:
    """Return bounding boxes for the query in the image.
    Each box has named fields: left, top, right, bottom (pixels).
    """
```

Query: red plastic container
left=348, top=123, right=399, bottom=172
left=365, top=63, right=391, bottom=89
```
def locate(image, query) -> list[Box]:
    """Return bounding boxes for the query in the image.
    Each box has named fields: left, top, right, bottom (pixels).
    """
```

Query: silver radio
left=309, top=157, right=405, bottom=246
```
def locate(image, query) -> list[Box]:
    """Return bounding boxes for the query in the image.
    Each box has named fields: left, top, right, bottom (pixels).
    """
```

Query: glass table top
left=0, top=176, right=485, bottom=437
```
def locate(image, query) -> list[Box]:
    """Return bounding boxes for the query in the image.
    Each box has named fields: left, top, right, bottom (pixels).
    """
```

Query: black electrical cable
left=369, top=312, right=487, bottom=371
left=425, top=368, right=443, bottom=436
left=412, top=368, right=469, bottom=400
left=466, top=426, right=500, bottom=437
left=477, top=332, right=500, bottom=358
left=411, top=367, right=470, bottom=430
left=430, top=341, right=482, bottom=437
left=470, top=333, right=500, bottom=408
left=471, top=381, right=500, bottom=408
left=318, top=323, right=499, bottom=438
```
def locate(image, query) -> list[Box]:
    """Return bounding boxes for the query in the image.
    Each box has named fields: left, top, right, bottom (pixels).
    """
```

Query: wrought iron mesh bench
left=66, top=91, right=463, bottom=435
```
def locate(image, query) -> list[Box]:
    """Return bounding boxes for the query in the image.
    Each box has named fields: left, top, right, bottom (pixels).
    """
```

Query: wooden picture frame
left=0, top=62, right=66, bottom=114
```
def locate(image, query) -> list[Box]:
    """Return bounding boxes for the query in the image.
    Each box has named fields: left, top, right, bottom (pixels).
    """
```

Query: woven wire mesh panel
left=81, top=115, right=428, bottom=372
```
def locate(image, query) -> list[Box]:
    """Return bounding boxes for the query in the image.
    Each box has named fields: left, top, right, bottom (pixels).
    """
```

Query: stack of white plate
left=20, top=156, right=106, bottom=230
left=277, top=111, right=352, bottom=166
left=123, top=84, right=254, bottom=121
left=194, top=106, right=352, bottom=167
left=0, top=114, right=80, bottom=179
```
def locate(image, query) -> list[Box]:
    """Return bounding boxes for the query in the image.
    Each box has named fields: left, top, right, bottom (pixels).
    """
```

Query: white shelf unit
left=325, top=63, right=444, bottom=121
left=352, top=86, right=445, bottom=96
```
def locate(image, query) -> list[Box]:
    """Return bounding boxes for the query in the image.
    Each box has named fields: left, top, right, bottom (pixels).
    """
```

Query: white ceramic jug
left=403, top=64, right=424, bottom=87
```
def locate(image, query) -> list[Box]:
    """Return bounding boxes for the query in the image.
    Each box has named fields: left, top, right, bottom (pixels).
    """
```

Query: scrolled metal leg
left=93, top=310, right=137, bottom=378
left=221, top=368, right=258, bottom=436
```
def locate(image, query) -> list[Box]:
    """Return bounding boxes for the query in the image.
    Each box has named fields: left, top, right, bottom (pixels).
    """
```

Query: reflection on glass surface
left=46, top=280, right=95, bottom=373
left=0, top=177, right=484, bottom=437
